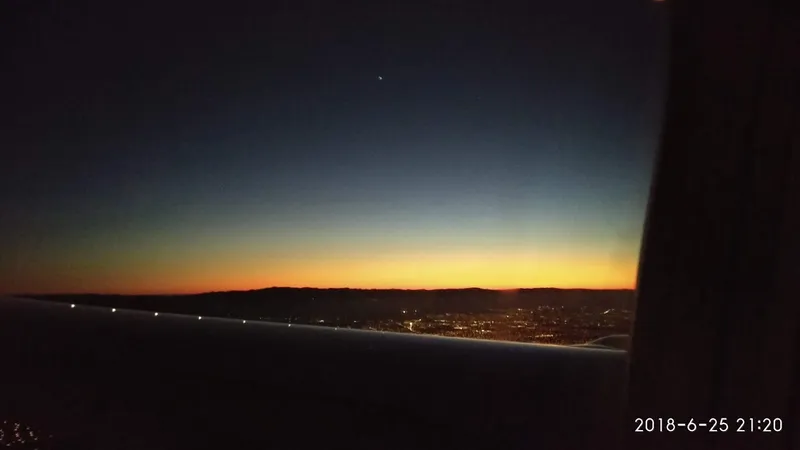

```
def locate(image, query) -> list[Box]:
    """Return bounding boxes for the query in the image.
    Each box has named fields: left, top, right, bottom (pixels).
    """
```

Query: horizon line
left=11, top=285, right=637, bottom=297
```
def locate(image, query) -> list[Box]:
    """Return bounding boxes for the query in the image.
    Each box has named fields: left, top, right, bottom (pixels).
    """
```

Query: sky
left=1, top=0, right=668, bottom=294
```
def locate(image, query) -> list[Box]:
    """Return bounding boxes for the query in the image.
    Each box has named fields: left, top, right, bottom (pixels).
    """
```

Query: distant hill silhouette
left=18, top=287, right=635, bottom=322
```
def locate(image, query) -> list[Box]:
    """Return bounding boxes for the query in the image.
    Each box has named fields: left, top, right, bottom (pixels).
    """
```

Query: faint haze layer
left=1, top=0, right=667, bottom=294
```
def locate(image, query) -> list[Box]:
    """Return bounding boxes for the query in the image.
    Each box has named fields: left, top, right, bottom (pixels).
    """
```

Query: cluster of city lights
left=63, top=302, right=626, bottom=344
left=0, top=420, right=45, bottom=447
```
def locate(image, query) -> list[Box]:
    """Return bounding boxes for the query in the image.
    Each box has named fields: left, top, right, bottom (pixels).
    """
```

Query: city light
left=42, top=290, right=634, bottom=346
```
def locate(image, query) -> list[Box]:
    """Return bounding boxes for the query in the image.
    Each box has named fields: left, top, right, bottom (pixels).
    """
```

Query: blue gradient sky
left=2, top=0, right=668, bottom=293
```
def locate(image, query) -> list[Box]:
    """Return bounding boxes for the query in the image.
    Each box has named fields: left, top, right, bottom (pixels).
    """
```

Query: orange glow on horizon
left=5, top=251, right=639, bottom=295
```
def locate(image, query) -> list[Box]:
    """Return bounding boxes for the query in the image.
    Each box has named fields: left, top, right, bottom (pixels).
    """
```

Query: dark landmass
left=18, top=288, right=635, bottom=345
left=19, top=287, right=634, bottom=320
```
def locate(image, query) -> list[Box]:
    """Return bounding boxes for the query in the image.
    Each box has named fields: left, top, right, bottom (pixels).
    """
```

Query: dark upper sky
left=2, top=0, right=668, bottom=294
